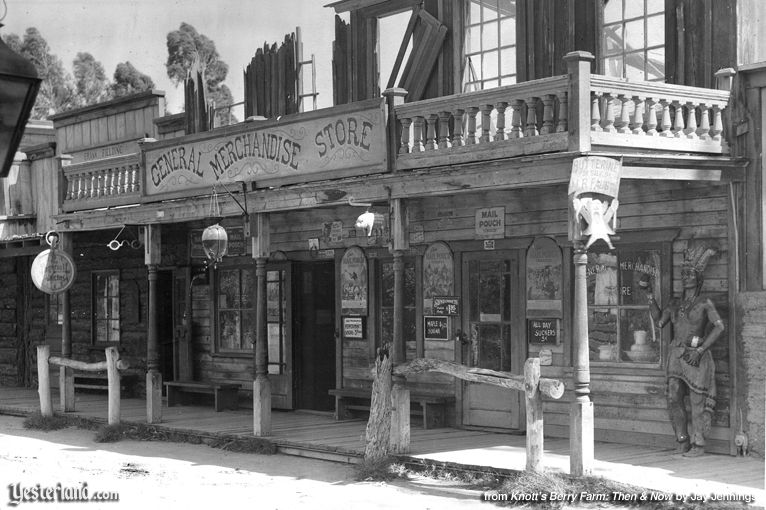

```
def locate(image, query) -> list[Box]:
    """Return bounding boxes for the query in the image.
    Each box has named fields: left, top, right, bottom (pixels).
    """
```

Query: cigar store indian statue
left=640, top=243, right=724, bottom=458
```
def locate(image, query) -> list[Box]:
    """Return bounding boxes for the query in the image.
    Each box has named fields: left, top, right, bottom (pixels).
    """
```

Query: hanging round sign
left=30, top=232, right=77, bottom=294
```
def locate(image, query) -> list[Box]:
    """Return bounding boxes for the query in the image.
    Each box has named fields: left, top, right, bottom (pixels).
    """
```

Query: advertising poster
left=340, top=246, right=368, bottom=315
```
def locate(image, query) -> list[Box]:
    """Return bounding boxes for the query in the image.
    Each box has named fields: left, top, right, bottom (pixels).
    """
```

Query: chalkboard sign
left=424, top=316, right=449, bottom=340
left=528, top=319, right=558, bottom=344
left=433, top=296, right=459, bottom=316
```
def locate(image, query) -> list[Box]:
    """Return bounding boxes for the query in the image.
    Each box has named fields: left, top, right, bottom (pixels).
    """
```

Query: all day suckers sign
left=143, top=98, right=386, bottom=197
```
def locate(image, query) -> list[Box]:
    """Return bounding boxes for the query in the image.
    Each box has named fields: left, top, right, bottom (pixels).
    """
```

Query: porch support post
left=563, top=51, right=594, bottom=153
left=570, top=241, right=593, bottom=475
left=383, top=87, right=407, bottom=173
left=390, top=198, right=410, bottom=453
left=58, top=232, right=74, bottom=412
left=252, top=213, right=271, bottom=436
left=145, top=224, right=162, bottom=423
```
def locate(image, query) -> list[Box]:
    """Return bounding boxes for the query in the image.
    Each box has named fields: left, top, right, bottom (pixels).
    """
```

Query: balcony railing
left=59, top=52, right=732, bottom=213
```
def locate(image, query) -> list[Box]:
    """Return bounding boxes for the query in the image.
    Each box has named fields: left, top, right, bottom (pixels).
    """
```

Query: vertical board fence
left=36, top=345, right=129, bottom=425
left=244, top=33, right=299, bottom=120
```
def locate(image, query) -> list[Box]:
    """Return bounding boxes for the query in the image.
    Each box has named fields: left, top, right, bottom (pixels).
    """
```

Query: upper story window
left=602, top=0, right=665, bottom=82
left=465, top=0, right=517, bottom=91
left=92, top=270, right=120, bottom=343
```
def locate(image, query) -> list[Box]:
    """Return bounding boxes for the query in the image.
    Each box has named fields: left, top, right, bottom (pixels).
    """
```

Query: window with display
left=92, top=270, right=120, bottom=344
left=216, top=266, right=254, bottom=352
left=586, top=244, right=662, bottom=364
left=378, top=259, right=416, bottom=359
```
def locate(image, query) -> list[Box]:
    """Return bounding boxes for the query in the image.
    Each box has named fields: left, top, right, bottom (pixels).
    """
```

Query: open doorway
left=294, top=261, right=336, bottom=412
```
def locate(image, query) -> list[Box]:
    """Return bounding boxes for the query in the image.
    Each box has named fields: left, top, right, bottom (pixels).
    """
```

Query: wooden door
left=461, top=251, right=525, bottom=430
left=173, top=268, right=192, bottom=381
left=267, top=263, right=293, bottom=409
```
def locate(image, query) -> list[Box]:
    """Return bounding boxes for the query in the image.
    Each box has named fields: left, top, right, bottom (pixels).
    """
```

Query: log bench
left=329, top=388, right=454, bottom=429
left=164, top=381, right=241, bottom=412
left=73, top=373, right=138, bottom=397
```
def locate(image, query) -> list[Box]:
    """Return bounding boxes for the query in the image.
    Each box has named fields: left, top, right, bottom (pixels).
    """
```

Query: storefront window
left=379, top=259, right=416, bottom=359
left=586, top=245, right=661, bottom=364
left=47, top=292, right=63, bottom=327
left=92, top=270, right=120, bottom=343
left=266, top=270, right=287, bottom=374
left=216, top=266, right=253, bottom=352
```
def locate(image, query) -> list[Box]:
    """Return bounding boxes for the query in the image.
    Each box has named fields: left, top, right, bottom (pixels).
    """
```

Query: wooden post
left=105, top=347, right=121, bottom=425
left=383, top=88, right=407, bottom=173
left=570, top=241, right=594, bottom=476
left=563, top=51, right=594, bottom=153
left=252, top=213, right=271, bottom=436
left=37, top=345, right=52, bottom=417
left=389, top=199, right=410, bottom=454
left=524, top=357, right=543, bottom=472
left=145, top=224, right=162, bottom=423
left=59, top=232, right=74, bottom=412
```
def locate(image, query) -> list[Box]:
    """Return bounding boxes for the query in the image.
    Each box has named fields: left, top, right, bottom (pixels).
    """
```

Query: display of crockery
left=624, top=348, right=658, bottom=362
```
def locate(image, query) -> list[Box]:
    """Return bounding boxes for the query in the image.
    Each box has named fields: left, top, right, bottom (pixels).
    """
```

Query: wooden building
left=2, top=0, right=764, bottom=457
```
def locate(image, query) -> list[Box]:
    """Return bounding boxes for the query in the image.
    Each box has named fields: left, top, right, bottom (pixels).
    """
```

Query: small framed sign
left=433, top=296, right=459, bottom=316
left=343, top=316, right=365, bottom=339
left=528, top=319, right=559, bottom=345
left=424, top=316, right=449, bottom=340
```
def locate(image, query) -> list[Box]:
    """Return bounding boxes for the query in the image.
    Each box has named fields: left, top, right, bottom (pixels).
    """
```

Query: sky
left=3, top=0, right=340, bottom=114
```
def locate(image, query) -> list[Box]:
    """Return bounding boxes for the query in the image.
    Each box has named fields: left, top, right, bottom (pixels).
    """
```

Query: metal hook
left=348, top=196, right=372, bottom=207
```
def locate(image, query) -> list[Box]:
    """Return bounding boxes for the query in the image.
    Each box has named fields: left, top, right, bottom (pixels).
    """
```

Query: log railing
left=37, top=345, right=129, bottom=425
left=366, top=356, right=564, bottom=472
left=61, top=154, right=141, bottom=212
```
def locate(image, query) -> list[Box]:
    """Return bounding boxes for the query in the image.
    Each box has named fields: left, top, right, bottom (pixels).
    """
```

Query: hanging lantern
left=0, top=23, right=42, bottom=177
left=202, top=223, right=228, bottom=264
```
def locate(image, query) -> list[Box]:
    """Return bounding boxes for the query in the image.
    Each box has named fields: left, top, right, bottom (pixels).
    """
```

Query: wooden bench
left=329, top=388, right=454, bottom=429
left=164, top=381, right=241, bottom=412
left=74, top=373, right=138, bottom=397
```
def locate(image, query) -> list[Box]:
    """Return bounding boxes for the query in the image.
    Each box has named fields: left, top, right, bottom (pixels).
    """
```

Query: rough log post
left=105, top=347, right=121, bottom=425
left=37, top=345, right=52, bottom=417
left=525, top=358, right=543, bottom=472
left=364, top=346, right=393, bottom=461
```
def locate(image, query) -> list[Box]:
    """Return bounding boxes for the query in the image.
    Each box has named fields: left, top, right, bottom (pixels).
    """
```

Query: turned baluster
left=631, top=97, right=645, bottom=135
left=425, top=114, right=438, bottom=150
left=510, top=100, right=524, bottom=138
left=711, top=105, right=723, bottom=142
left=615, top=95, right=631, bottom=134
left=451, top=108, right=465, bottom=147
left=591, top=93, right=602, bottom=132
left=540, top=95, right=555, bottom=135
left=684, top=102, right=698, bottom=139
left=556, top=92, right=568, bottom=133
left=65, top=175, right=74, bottom=200
left=89, top=172, right=97, bottom=198
left=465, top=107, right=479, bottom=145
left=697, top=104, right=711, bottom=140
left=107, top=169, right=116, bottom=195
left=659, top=99, right=673, bottom=137
left=601, top=93, right=617, bottom=132
left=645, top=98, right=658, bottom=136
left=412, top=116, right=425, bottom=152
left=672, top=101, right=685, bottom=138
left=130, top=165, right=139, bottom=193
left=437, top=112, right=452, bottom=149
left=494, top=102, right=508, bottom=141
left=479, top=104, right=493, bottom=143
left=77, top=174, right=85, bottom=200
left=399, top=117, right=412, bottom=154
left=524, top=97, right=539, bottom=137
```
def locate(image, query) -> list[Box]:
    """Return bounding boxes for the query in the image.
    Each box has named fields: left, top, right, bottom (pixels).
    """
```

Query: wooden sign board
left=69, top=140, right=140, bottom=164
left=528, top=319, right=558, bottom=345
left=568, top=156, right=621, bottom=197
left=475, top=207, right=505, bottom=239
left=424, top=316, right=449, bottom=340
left=343, top=316, right=364, bottom=339
left=433, top=296, right=459, bottom=316
left=143, top=98, right=387, bottom=198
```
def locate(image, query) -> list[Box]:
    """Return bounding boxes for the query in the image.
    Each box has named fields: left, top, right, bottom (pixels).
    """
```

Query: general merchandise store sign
left=143, top=98, right=387, bottom=198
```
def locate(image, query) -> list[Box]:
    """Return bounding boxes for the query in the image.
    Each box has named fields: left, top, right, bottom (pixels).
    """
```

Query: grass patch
left=206, top=435, right=276, bottom=455
left=94, top=423, right=128, bottom=443
left=355, top=456, right=409, bottom=481
left=23, top=412, right=100, bottom=432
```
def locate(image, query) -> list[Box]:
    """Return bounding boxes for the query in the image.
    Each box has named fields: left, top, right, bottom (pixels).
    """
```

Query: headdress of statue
left=682, top=241, right=717, bottom=277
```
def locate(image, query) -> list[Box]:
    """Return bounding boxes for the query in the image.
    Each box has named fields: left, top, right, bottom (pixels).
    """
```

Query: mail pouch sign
left=143, top=98, right=387, bottom=197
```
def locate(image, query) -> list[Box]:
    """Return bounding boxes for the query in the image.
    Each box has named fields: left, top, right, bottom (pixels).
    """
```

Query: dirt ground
left=0, top=415, right=493, bottom=509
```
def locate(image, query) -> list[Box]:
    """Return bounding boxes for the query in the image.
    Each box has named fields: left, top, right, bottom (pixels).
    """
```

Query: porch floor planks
left=0, top=387, right=762, bottom=502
